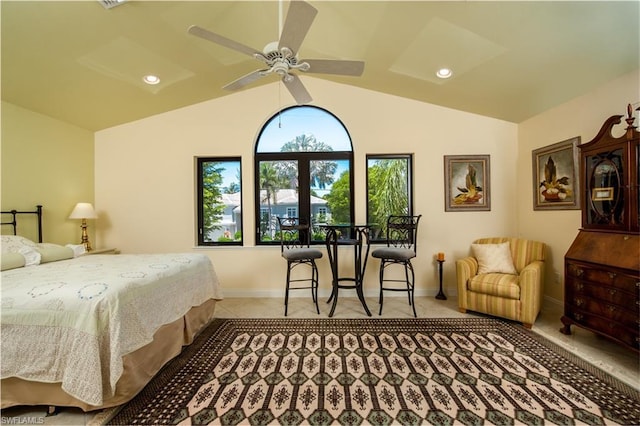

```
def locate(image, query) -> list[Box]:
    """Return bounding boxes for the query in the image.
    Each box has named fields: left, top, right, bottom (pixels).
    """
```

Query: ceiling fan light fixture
left=263, top=41, right=280, bottom=54
left=436, top=68, right=453, bottom=79
left=143, top=75, right=161, bottom=85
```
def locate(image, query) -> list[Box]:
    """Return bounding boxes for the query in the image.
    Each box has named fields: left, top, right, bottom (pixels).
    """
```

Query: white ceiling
left=1, top=1, right=638, bottom=131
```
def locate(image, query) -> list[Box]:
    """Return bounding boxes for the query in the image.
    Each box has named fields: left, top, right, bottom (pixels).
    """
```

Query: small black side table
left=436, top=259, right=447, bottom=300
left=321, top=223, right=373, bottom=317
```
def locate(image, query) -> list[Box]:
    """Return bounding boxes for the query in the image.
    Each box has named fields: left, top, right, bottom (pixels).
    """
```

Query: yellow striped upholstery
left=469, top=273, right=520, bottom=299
left=456, top=237, right=546, bottom=328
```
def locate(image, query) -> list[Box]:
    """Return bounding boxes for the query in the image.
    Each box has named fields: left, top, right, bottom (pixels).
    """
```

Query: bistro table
left=320, top=223, right=373, bottom=317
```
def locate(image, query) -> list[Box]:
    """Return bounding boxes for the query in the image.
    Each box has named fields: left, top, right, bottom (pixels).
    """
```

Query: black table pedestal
left=436, top=259, right=447, bottom=300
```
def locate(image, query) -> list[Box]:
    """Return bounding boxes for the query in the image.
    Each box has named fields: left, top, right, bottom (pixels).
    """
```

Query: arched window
left=255, top=105, right=354, bottom=244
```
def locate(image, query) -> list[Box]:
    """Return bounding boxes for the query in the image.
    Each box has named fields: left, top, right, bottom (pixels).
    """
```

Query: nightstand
left=85, top=247, right=120, bottom=255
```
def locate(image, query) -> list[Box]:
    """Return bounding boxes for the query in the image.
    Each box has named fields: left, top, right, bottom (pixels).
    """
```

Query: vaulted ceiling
left=2, top=1, right=638, bottom=131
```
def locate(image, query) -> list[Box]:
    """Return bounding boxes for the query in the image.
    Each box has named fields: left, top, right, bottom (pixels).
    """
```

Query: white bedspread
left=1, top=253, right=223, bottom=406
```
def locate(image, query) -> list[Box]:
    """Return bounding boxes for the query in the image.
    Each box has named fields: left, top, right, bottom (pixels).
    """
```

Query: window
left=286, top=207, right=298, bottom=217
left=366, top=154, right=414, bottom=241
left=255, top=106, right=354, bottom=244
left=196, top=157, right=242, bottom=245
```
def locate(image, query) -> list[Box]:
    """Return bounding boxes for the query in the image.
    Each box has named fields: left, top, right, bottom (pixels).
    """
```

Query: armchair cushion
left=471, top=242, right=517, bottom=275
left=468, top=273, right=520, bottom=299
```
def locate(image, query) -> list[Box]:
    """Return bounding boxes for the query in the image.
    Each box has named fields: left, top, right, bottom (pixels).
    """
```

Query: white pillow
left=471, top=242, right=517, bottom=275
left=1, top=235, right=41, bottom=266
left=19, top=247, right=41, bottom=266
left=1, top=235, right=37, bottom=253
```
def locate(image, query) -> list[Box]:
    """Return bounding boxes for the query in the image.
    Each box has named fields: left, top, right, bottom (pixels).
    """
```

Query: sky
left=257, top=106, right=352, bottom=153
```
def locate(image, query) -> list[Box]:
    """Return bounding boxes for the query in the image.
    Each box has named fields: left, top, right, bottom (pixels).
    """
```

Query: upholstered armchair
left=456, top=237, right=546, bottom=328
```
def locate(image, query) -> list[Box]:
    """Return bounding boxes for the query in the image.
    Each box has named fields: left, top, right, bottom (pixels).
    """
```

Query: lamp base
left=80, top=220, right=93, bottom=252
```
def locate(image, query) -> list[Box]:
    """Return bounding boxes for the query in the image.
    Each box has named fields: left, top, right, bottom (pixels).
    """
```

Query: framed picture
left=444, top=155, right=490, bottom=212
left=591, top=187, right=614, bottom=201
left=532, top=136, right=580, bottom=210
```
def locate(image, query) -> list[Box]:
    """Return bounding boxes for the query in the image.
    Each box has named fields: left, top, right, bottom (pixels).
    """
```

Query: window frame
left=196, top=156, right=243, bottom=246
left=365, top=153, right=415, bottom=243
left=254, top=105, right=355, bottom=246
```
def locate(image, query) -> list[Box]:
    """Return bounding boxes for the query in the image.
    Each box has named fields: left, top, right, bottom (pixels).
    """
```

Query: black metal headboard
left=1, top=205, right=43, bottom=243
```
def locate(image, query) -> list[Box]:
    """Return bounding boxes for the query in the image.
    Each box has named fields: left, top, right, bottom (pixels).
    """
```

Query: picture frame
left=444, top=155, right=490, bottom=212
left=532, top=136, right=580, bottom=210
left=591, top=187, right=614, bottom=201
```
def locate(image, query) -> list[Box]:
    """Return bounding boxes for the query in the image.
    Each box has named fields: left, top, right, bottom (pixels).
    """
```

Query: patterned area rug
left=108, top=318, right=640, bottom=425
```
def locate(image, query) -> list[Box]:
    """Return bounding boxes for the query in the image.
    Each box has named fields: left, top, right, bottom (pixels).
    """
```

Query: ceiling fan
left=188, top=0, right=365, bottom=104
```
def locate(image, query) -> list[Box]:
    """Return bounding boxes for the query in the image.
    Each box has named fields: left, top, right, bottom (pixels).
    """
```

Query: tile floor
left=2, top=295, right=638, bottom=425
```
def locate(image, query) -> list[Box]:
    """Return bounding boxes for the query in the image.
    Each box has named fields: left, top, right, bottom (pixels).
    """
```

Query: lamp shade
left=69, top=202, right=98, bottom=219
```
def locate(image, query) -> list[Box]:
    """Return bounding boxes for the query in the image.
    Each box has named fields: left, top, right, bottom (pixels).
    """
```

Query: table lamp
left=69, top=202, right=98, bottom=252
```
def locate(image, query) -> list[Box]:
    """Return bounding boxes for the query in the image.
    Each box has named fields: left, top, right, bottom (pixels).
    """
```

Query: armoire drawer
left=566, top=262, right=639, bottom=291
left=565, top=278, right=638, bottom=311
left=564, top=308, right=639, bottom=350
left=565, top=296, right=638, bottom=328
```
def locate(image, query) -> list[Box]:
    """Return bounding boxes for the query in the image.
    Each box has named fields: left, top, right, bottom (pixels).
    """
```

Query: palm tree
left=280, top=134, right=337, bottom=189
left=369, top=159, right=408, bottom=234
left=259, top=162, right=287, bottom=238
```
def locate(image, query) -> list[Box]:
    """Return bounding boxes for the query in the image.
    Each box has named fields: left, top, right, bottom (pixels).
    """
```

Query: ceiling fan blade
left=303, top=59, right=365, bottom=76
left=278, top=0, right=317, bottom=54
left=223, top=69, right=266, bottom=91
left=283, top=74, right=312, bottom=104
left=188, top=25, right=261, bottom=58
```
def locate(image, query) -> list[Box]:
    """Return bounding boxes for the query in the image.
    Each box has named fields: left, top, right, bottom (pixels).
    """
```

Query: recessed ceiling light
left=436, top=68, right=452, bottom=79
left=143, top=75, right=160, bottom=85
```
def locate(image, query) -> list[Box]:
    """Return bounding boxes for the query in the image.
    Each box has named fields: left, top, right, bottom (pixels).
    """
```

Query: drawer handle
left=575, top=313, right=584, bottom=321
left=609, top=289, right=617, bottom=296
left=576, top=283, right=584, bottom=291
left=574, top=298, right=584, bottom=307
left=608, top=272, right=617, bottom=279
left=576, top=268, right=584, bottom=277
left=607, top=305, right=617, bottom=313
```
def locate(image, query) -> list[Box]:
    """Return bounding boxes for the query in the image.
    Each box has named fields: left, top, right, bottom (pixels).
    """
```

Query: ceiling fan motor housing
left=256, top=48, right=310, bottom=80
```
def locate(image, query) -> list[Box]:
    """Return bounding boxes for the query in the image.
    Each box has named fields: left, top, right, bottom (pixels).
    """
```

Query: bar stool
left=277, top=217, right=323, bottom=316
left=371, top=215, right=422, bottom=317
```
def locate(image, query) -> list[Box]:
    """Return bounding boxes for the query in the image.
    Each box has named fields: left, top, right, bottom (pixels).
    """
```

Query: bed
left=0, top=206, right=223, bottom=411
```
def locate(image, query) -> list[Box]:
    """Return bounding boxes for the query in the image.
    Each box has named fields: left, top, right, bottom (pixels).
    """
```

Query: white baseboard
left=220, top=287, right=454, bottom=298
left=543, top=295, right=563, bottom=309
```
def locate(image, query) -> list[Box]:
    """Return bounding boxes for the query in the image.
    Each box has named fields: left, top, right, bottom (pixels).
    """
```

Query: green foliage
left=368, top=159, right=409, bottom=234
left=201, top=162, right=226, bottom=237
left=259, top=162, right=287, bottom=240
left=280, top=134, right=337, bottom=189
left=324, top=170, right=351, bottom=223
left=225, top=182, right=240, bottom=194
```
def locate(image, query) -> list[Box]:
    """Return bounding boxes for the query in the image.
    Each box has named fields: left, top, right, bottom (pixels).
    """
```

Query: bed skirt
left=1, top=298, right=218, bottom=411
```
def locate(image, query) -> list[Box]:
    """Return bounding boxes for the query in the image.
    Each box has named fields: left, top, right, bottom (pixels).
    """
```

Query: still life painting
left=532, top=136, right=580, bottom=210
left=444, top=155, right=491, bottom=212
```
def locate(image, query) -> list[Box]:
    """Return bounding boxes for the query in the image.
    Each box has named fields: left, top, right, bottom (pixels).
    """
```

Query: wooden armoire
left=561, top=104, right=640, bottom=352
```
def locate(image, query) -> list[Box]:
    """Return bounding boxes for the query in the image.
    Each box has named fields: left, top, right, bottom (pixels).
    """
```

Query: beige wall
left=95, top=77, right=518, bottom=298
left=516, top=70, right=639, bottom=303
left=1, top=101, right=95, bottom=245
left=4, top=70, right=637, bottom=305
